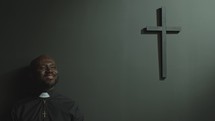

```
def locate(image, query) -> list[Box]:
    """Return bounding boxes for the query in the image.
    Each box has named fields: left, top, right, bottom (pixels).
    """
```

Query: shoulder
left=51, top=93, right=84, bottom=121
left=51, top=92, right=78, bottom=109
left=13, top=96, right=39, bottom=108
left=11, top=96, right=40, bottom=118
left=52, top=92, right=75, bottom=103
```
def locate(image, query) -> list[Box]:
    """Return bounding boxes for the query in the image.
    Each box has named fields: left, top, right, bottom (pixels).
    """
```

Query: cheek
left=38, top=71, right=46, bottom=76
left=54, top=70, right=58, bottom=74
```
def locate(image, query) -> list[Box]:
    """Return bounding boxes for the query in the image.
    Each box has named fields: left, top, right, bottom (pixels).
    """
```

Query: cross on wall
left=142, top=7, right=181, bottom=80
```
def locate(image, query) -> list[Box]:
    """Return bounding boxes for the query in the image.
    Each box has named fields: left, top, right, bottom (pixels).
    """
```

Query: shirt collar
left=39, top=92, right=50, bottom=98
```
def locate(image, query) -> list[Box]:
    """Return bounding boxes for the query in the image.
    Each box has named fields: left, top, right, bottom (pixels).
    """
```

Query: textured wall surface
left=1, top=0, right=215, bottom=121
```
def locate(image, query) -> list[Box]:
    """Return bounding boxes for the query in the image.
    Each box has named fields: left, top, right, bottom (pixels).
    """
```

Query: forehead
left=37, top=58, right=56, bottom=65
left=32, top=56, right=56, bottom=66
left=31, top=55, right=57, bottom=69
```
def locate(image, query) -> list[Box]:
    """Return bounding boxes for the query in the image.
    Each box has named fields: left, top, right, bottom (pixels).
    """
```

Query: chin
left=44, top=79, right=55, bottom=85
left=48, top=77, right=58, bottom=84
left=39, top=76, right=58, bottom=89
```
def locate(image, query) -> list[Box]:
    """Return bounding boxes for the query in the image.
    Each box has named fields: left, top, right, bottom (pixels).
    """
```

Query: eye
left=38, top=66, right=46, bottom=70
left=50, top=65, right=56, bottom=69
left=51, top=67, right=56, bottom=69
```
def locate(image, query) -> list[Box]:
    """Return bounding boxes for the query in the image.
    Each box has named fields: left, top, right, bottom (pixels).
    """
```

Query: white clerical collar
left=39, top=92, right=50, bottom=98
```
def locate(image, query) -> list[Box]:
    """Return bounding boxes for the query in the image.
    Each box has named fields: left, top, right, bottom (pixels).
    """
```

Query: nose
left=45, top=66, right=52, bottom=72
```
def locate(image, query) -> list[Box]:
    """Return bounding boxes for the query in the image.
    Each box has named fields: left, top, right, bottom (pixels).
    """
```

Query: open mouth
left=44, top=74, right=55, bottom=79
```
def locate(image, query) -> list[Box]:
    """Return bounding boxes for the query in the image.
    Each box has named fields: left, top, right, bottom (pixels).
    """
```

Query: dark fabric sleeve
left=72, top=103, right=84, bottom=121
left=11, top=106, right=18, bottom=121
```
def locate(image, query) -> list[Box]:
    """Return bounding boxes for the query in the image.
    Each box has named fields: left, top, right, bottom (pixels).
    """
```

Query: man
left=11, top=55, right=84, bottom=121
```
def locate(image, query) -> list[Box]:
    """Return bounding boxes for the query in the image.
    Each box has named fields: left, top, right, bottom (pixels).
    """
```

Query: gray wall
left=1, top=0, right=215, bottom=121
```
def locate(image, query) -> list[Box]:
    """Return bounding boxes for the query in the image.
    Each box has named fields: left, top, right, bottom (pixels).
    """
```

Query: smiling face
left=31, top=55, right=58, bottom=91
left=36, top=58, right=58, bottom=85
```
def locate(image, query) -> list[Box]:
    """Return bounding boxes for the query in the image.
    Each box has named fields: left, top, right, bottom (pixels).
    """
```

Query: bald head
left=31, top=55, right=55, bottom=68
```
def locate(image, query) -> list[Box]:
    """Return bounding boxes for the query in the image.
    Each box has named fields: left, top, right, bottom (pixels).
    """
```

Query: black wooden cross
left=143, top=7, right=181, bottom=80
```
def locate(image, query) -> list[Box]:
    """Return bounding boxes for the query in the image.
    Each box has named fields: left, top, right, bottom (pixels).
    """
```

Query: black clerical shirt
left=11, top=91, right=84, bottom=121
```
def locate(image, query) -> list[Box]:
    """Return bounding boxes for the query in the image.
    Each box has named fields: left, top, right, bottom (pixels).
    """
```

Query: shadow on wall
left=0, top=66, right=36, bottom=121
